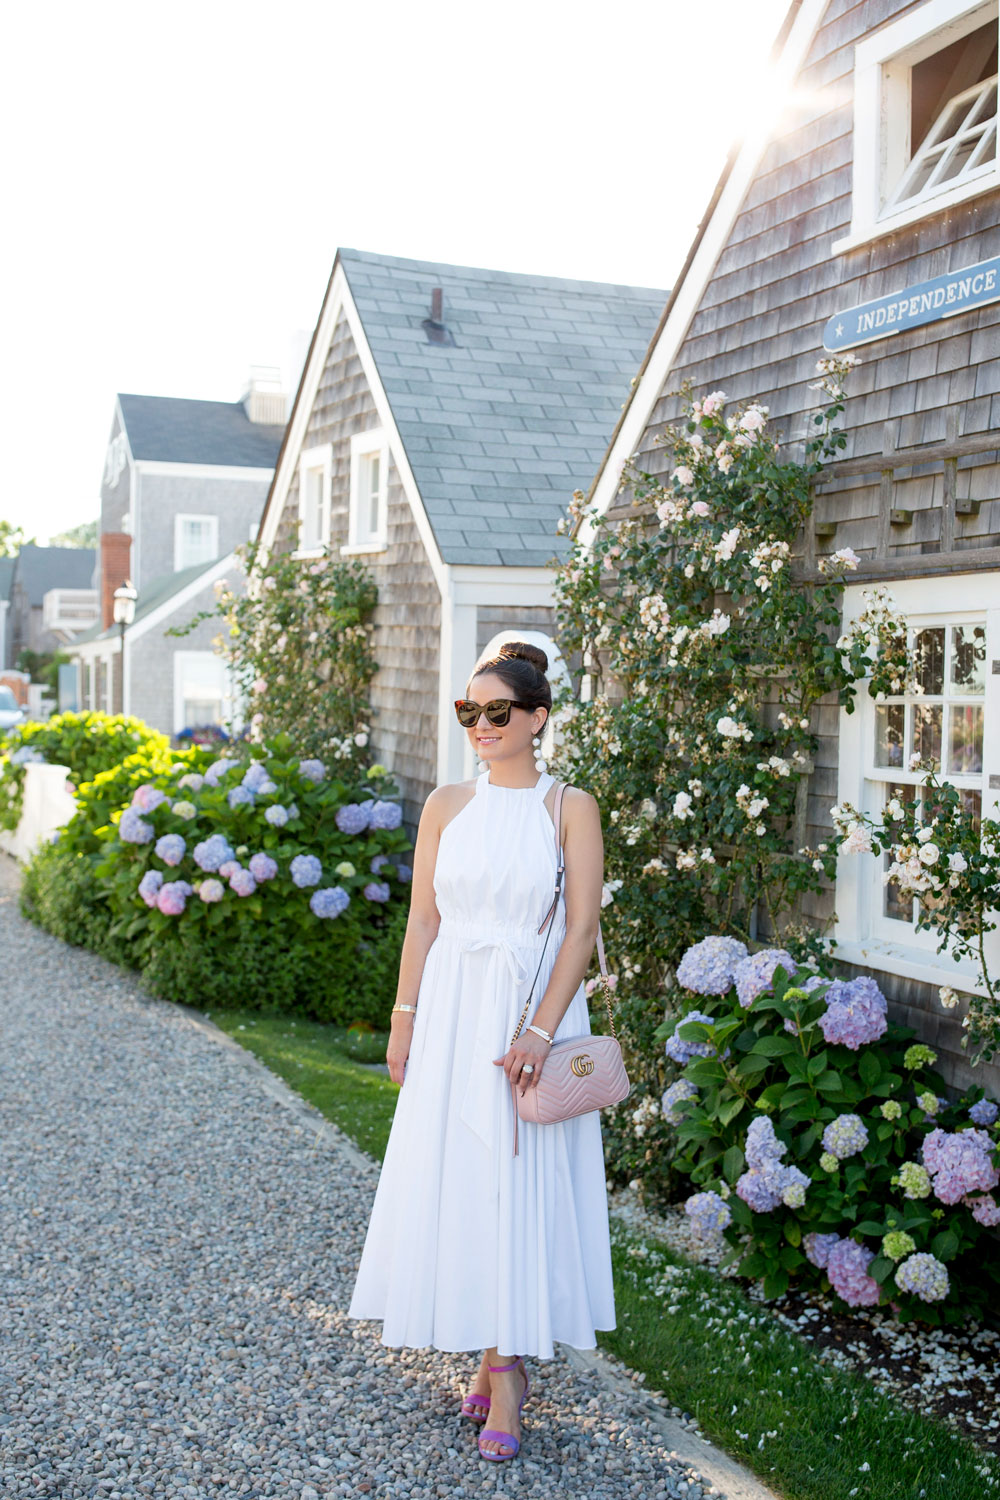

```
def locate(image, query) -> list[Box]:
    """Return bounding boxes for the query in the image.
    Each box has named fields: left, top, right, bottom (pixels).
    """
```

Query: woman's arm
left=494, top=786, right=604, bottom=1091
left=385, top=784, right=453, bottom=1085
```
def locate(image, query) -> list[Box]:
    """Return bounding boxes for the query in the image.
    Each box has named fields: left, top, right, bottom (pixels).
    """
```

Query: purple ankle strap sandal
left=478, top=1357, right=530, bottom=1462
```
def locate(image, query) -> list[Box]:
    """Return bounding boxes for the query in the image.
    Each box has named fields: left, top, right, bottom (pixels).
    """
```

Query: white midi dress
left=348, top=768, right=616, bottom=1358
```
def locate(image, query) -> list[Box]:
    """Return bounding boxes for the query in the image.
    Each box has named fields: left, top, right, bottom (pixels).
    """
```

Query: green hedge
left=1, top=712, right=168, bottom=831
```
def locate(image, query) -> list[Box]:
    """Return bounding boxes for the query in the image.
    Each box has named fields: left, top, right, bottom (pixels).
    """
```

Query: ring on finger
left=522, top=1063, right=534, bottom=1075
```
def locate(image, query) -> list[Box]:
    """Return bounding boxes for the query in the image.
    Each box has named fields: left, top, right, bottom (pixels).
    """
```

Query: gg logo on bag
left=570, top=1054, right=595, bottom=1078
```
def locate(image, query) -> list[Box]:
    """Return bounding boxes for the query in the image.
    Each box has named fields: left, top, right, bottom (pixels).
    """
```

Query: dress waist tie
left=455, top=934, right=532, bottom=1160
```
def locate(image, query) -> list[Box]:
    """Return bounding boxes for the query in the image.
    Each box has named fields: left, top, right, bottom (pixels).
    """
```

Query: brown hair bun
left=497, top=640, right=549, bottom=674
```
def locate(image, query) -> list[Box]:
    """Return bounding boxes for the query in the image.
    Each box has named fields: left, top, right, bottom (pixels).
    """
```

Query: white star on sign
left=836, top=322, right=844, bottom=337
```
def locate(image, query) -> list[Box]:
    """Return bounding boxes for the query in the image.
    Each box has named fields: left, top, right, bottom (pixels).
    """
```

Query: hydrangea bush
left=0, top=712, right=167, bottom=832
left=658, top=938, right=1000, bottom=1324
left=168, top=540, right=378, bottom=766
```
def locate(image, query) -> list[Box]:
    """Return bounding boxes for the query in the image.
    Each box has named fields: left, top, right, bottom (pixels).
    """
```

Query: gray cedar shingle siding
left=273, top=309, right=440, bottom=830
left=118, top=395, right=284, bottom=469
left=338, top=249, right=665, bottom=567
left=601, top=0, right=1000, bottom=1095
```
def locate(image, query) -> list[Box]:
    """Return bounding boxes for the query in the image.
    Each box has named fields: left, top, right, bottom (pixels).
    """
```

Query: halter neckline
left=478, top=768, right=553, bottom=795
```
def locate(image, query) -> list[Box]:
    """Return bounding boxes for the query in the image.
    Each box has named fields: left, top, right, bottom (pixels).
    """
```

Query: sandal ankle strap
left=487, top=1357, right=523, bottom=1373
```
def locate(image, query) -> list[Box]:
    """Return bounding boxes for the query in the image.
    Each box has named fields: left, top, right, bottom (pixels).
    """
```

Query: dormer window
left=834, top=2, right=999, bottom=253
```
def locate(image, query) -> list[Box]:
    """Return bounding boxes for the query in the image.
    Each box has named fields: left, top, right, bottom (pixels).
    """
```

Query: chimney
left=422, top=288, right=457, bottom=347
left=431, top=287, right=443, bottom=323
left=242, top=365, right=287, bottom=425
left=100, top=533, right=132, bottom=629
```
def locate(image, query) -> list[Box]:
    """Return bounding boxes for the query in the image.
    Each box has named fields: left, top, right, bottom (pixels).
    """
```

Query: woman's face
left=464, top=671, right=547, bottom=769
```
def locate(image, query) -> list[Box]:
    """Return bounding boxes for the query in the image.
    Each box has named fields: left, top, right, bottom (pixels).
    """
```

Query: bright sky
left=2, top=0, right=789, bottom=543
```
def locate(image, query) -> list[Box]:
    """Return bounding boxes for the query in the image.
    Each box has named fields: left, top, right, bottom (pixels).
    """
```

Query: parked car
left=0, top=686, right=27, bottom=733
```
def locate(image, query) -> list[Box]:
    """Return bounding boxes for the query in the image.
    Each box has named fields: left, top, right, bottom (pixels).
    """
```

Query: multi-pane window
left=885, top=69, right=998, bottom=213
left=867, top=619, right=986, bottom=939
left=175, top=514, right=219, bottom=572
left=175, top=652, right=230, bottom=732
left=348, top=430, right=388, bottom=549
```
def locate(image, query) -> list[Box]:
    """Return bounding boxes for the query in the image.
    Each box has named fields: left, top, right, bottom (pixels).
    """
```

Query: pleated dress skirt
left=347, top=769, right=616, bottom=1358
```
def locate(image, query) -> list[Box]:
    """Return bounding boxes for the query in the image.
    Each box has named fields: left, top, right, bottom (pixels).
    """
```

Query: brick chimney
left=100, top=532, right=132, bottom=629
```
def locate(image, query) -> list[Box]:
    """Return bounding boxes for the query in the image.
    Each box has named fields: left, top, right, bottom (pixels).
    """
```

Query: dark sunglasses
left=453, top=697, right=531, bottom=728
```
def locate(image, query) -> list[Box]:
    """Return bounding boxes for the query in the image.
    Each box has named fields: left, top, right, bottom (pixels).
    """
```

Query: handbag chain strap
left=509, top=779, right=618, bottom=1046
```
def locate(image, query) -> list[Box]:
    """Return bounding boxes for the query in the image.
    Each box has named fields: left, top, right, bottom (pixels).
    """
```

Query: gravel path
left=0, top=854, right=774, bottom=1500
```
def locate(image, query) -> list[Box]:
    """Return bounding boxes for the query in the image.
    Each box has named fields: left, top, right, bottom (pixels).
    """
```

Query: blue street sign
left=823, top=255, right=1000, bottom=352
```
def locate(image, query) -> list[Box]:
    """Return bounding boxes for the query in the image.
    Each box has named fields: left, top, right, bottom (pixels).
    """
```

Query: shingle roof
left=338, top=249, right=667, bottom=567
left=0, top=556, right=14, bottom=602
left=118, top=394, right=284, bottom=469
left=15, top=544, right=96, bottom=605
left=72, top=556, right=228, bottom=645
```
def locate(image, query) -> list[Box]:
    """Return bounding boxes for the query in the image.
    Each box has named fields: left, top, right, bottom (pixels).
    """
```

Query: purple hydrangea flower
left=922, top=1127, right=1000, bottom=1204
left=894, top=1251, right=949, bottom=1302
left=193, top=834, right=235, bottom=872
left=370, top=854, right=391, bottom=873
left=248, top=853, right=278, bottom=882
left=336, top=802, right=371, bottom=834
left=964, top=1193, right=1000, bottom=1226
left=818, top=975, right=888, bottom=1050
left=803, top=1231, right=840, bottom=1269
left=228, top=786, right=255, bottom=809
left=664, top=1009, right=716, bottom=1065
left=826, top=1238, right=880, bottom=1307
left=119, top=808, right=154, bottom=844
left=676, top=936, right=749, bottom=995
left=363, top=881, right=391, bottom=903
left=736, top=1116, right=810, bottom=1213
left=684, top=1191, right=731, bottom=1239
left=822, top=1113, right=869, bottom=1160
left=736, top=1167, right=784, bottom=1213
left=132, top=784, right=168, bottom=814
left=198, top=879, right=225, bottom=903
left=310, top=885, right=350, bottom=919
left=156, top=880, right=193, bottom=916
left=203, top=758, right=238, bottom=787
left=242, top=761, right=274, bottom=792
left=138, top=870, right=163, bottom=908
left=396, top=863, right=412, bottom=883
left=370, top=799, right=403, bottom=831
left=661, top=1078, right=698, bottom=1123
left=229, top=868, right=257, bottom=897
left=733, top=949, right=797, bottom=1008
left=746, top=1115, right=785, bottom=1165
left=297, top=758, right=326, bottom=783
left=155, top=833, right=187, bottom=867
left=969, top=1098, right=999, bottom=1127
left=291, top=854, right=323, bottom=888
left=218, top=860, right=242, bottom=879
left=265, top=804, right=289, bottom=827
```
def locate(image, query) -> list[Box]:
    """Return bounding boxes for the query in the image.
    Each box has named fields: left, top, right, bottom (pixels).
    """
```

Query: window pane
left=951, top=624, right=986, bottom=694
left=948, top=704, right=984, bottom=774
left=183, top=697, right=221, bottom=725
left=368, top=455, right=380, bottom=534
left=914, top=628, right=944, bottom=695
left=911, top=703, right=942, bottom=769
left=940, top=133, right=982, bottom=182
left=961, top=789, right=982, bottom=831
left=883, top=784, right=913, bottom=923
left=875, top=703, right=905, bottom=767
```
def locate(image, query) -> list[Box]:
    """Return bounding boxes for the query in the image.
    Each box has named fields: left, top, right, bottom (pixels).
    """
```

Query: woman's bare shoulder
left=422, top=778, right=478, bottom=826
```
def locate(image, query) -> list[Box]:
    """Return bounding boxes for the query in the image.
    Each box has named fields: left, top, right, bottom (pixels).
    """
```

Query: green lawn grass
left=205, top=1006, right=1000, bottom=1500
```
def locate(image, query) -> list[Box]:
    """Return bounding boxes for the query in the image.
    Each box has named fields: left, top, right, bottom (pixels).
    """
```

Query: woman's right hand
left=386, top=1015, right=414, bottom=1085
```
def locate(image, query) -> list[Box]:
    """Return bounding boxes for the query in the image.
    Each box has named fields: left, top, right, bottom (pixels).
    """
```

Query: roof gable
left=15, top=544, right=96, bottom=605
left=334, top=249, right=667, bottom=567
left=117, top=394, right=284, bottom=469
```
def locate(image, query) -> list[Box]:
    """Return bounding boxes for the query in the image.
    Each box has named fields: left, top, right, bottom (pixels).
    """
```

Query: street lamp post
left=112, top=579, right=137, bottom=716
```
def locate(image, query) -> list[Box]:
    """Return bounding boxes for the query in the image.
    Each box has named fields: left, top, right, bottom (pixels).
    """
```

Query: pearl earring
left=532, top=734, right=547, bottom=773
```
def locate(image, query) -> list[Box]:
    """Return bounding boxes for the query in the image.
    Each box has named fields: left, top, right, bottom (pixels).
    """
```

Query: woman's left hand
left=493, top=1031, right=551, bottom=1092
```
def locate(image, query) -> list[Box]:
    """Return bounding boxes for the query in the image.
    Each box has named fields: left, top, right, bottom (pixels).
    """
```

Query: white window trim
left=344, top=429, right=389, bottom=555
left=295, top=443, right=332, bottom=558
left=833, top=573, right=1000, bottom=997
left=174, top=513, right=220, bottom=573
left=172, top=650, right=235, bottom=735
left=833, top=0, right=999, bottom=254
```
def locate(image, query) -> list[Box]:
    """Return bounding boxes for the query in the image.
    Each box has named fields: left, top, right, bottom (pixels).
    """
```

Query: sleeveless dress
left=347, top=768, right=616, bottom=1358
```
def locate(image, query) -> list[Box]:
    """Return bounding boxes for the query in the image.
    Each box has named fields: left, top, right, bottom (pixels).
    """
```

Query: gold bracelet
left=392, top=1004, right=417, bottom=1015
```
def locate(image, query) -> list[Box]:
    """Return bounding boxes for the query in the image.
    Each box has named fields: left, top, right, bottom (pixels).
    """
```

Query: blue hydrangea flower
left=198, top=879, right=225, bottom=903
left=229, top=868, right=257, bottom=897
left=193, top=834, right=236, bottom=872
left=895, top=1251, right=949, bottom=1302
left=684, top=1191, right=731, bottom=1239
left=818, top=975, right=888, bottom=1050
left=298, top=758, right=326, bottom=783
left=733, top=948, right=797, bottom=1008
left=664, top=1009, right=716, bottom=1065
left=119, top=808, right=155, bottom=844
left=138, top=870, right=163, bottom=907
left=10, top=746, right=46, bottom=766
left=228, top=786, right=255, bottom=809
left=363, top=881, right=391, bottom=903
left=969, top=1098, right=999, bottom=1126
left=291, top=854, right=323, bottom=888
left=203, top=757, right=239, bottom=787
left=310, top=885, right=350, bottom=919
left=155, top=833, right=187, bottom=867
left=676, top=936, right=749, bottom=995
left=242, top=761, right=274, bottom=792
left=336, top=803, right=371, bottom=834
left=822, top=1113, right=869, bottom=1160
left=248, top=853, right=278, bottom=882
left=661, top=1078, right=698, bottom=1123
left=265, top=804, right=289, bottom=827
left=370, top=854, right=391, bottom=873
left=803, top=1231, right=840, bottom=1269
left=396, top=863, right=412, bottom=883
left=370, top=799, right=402, bottom=830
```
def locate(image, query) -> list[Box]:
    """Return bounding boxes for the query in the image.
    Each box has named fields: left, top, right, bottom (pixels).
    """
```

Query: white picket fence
left=0, top=763, right=77, bottom=862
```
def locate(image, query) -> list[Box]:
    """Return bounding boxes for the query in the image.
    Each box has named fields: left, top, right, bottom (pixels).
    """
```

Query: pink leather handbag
left=508, top=780, right=631, bottom=1155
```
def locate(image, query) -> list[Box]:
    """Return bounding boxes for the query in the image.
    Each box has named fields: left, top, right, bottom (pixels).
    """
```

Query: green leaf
left=869, top=1255, right=895, bottom=1285
left=859, top=1050, right=882, bottom=1088
left=931, top=1229, right=960, bottom=1260
left=722, top=1144, right=745, bottom=1182
left=752, top=1034, right=797, bottom=1057
left=718, top=1095, right=746, bottom=1126
left=807, top=1050, right=829, bottom=1079
left=783, top=1219, right=802, bottom=1247
left=763, top=1269, right=790, bottom=1298
left=814, top=1070, right=843, bottom=1092
left=854, top=1219, right=885, bottom=1236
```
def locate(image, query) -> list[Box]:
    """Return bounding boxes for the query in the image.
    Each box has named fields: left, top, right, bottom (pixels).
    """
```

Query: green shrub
left=0, top=712, right=168, bottom=831
left=656, top=936, right=1000, bottom=1324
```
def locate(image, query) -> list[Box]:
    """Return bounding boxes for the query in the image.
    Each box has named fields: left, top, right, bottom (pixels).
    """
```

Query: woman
left=348, top=641, right=615, bottom=1462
